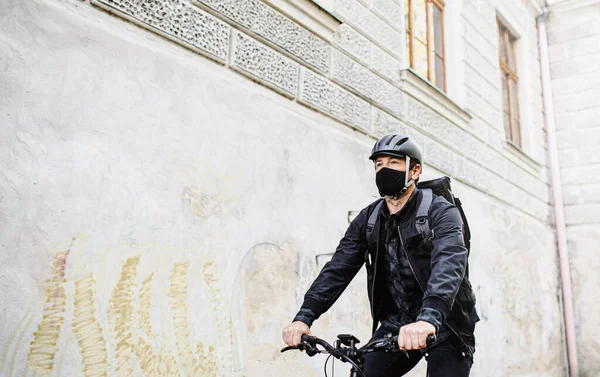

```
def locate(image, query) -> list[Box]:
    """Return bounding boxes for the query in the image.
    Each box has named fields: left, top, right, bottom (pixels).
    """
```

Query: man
left=282, top=134, right=478, bottom=377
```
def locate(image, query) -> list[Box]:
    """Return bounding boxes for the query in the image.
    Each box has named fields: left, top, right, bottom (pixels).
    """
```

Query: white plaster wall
left=0, top=0, right=564, bottom=376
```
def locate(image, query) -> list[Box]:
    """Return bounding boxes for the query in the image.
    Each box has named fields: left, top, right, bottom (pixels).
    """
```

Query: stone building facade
left=547, top=1, right=600, bottom=375
left=0, top=0, right=597, bottom=376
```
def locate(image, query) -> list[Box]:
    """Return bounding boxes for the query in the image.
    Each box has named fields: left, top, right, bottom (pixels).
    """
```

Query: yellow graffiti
left=27, top=251, right=69, bottom=374
left=135, top=337, right=179, bottom=377
left=24, top=246, right=222, bottom=377
left=169, top=261, right=217, bottom=377
left=73, top=273, right=109, bottom=377
left=197, top=343, right=217, bottom=377
left=169, top=261, right=196, bottom=376
left=108, top=256, right=139, bottom=377
left=139, top=273, right=154, bottom=342
left=202, top=262, right=232, bottom=375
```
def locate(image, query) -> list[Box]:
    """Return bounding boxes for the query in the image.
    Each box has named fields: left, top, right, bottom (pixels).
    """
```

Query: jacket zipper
left=397, top=226, right=464, bottom=346
left=369, top=216, right=381, bottom=333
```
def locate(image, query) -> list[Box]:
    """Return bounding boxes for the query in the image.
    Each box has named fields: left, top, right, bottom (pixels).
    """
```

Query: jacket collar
left=380, top=186, right=422, bottom=221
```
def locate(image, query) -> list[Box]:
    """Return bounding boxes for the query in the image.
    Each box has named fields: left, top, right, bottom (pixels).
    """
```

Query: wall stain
left=181, top=187, right=221, bottom=220
left=231, top=243, right=316, bottom=377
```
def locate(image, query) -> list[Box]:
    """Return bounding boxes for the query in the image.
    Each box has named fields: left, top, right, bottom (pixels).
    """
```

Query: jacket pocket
left=456, top=277, right=476, bottom=310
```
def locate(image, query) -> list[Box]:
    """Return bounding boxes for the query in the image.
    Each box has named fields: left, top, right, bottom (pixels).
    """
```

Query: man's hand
left=282, top=321, right=311, bottom=346
left=398, top=321, right=436, bottom=350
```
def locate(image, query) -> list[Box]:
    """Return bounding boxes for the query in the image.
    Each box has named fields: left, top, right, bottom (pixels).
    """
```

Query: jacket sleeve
left=416, top=200, right=467, bottom=331
left=293, top=209, right=369, bottom=326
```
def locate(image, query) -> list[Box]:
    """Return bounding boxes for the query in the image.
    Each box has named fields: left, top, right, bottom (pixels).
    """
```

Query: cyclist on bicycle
left=282, top=134, right=479, bottom=377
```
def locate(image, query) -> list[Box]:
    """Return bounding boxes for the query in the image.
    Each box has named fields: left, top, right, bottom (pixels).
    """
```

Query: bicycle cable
left=338, top=354, right=366, bottom=377
left=324, top=354, right=332, bottom=377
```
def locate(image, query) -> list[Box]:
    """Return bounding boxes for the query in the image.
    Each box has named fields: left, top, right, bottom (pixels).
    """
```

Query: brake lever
left=280, top=345, right=300, bottom=353
left=280, top=341, right=320, bottom=357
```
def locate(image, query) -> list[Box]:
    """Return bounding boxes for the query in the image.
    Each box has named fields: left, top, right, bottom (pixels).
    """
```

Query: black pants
left=362, top=326, right=472, bottom=377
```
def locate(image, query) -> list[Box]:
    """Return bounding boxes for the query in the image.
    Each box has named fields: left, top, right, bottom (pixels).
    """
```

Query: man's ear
left=412, top=164, right=422, bottom=180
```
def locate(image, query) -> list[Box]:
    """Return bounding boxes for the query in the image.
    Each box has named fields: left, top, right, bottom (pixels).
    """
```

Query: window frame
left=497, top=17, right=522, bottom=147
left=406, top=0, right=446, bottom=92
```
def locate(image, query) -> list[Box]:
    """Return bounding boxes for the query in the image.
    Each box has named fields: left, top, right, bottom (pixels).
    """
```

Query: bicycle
left=281, top=333, right=436, bottom=377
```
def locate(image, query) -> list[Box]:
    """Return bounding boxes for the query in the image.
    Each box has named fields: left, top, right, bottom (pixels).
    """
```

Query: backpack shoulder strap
left=366, top=199, right=384, bottom=244
left=416, top=188, right=433, bottom=237
left=364, top=199, right=384, bottom=269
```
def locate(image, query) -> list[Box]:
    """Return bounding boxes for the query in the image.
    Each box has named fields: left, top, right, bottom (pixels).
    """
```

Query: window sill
left=399, top=67, right=472, bottom=129
left=504, top=139, right=543, bottom=172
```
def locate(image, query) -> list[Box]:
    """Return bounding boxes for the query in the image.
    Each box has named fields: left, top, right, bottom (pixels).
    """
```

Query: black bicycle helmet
left=369, top=134, right=423, bottom=164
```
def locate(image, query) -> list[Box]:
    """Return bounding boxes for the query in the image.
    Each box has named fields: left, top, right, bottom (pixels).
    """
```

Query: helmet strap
left=405, top=156, right=411, bottom=187
left=388, top=156, right=414, bottom=199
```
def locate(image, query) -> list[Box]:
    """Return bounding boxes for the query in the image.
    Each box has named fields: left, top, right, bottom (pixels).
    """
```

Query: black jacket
left=297, top=188, right=479, bottom=352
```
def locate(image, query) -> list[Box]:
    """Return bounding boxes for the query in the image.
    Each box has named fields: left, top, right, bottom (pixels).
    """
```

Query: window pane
left=433, top=5, right=443, bottom=57
left=510, top=78, right=520, bottom=144
left=501, top=73, right=511, bottom=139
left=498, top=25, right=506, bottom=62
left=504, top=110, right=511, bottom=140
left=508, top=33, right=517, bottom=71
left=512, top=118, right=522, bottom=146
left=501, top=74, right=510, bottom=112
left=406, top=31, right=411, bottom=64
left=510, top=79, right=519, bottom=119
left=434, top=55, right=444, bottom=90
left=413, top=39, right=428, bottom=78
left=412, top=0, right=427, bottom=43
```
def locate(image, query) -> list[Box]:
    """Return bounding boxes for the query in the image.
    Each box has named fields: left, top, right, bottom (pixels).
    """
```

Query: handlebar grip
left=390, top=333, right=435, bottom=347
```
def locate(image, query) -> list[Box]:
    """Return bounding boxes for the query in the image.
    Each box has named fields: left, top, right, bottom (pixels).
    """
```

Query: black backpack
left=365, top=176, right=471, bottom=273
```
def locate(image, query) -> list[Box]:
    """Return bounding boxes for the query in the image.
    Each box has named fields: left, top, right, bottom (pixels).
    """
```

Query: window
left=405, top=0, right=445, bottom=91
left=497, top=19, right=521, bottom=147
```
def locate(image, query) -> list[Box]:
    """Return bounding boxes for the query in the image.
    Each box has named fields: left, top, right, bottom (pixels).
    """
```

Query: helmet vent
left=395, top=137, right=409, bottom=147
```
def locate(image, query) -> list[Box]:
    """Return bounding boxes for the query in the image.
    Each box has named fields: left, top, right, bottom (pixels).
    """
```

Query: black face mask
left=376, top=168, right=409, bottom=197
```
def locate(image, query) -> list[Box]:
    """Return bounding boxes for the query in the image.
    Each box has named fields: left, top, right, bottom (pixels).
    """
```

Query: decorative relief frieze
left=95, top=0, right=230, bottom=62
left=299, top=69, right=371, bottom=132
left=334, top=0, right=402, bottom=57
left=333, top=24, right=371, bottom=64
left=231, top=32, right=299, bottom=98
left=332, top=49, right=404, bottom=117
left=194, top=0, right=330, bottom=73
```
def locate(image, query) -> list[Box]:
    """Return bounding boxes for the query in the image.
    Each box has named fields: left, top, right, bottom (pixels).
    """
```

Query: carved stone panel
left=231, top=32, right=299, bottom=98
left=331, top=50, right=404, bottom=117
left=299, top=69, right=371, bottom=132
left=194, top=0, right=330, bottom=73
left=95, top=0, right=230, bottom=63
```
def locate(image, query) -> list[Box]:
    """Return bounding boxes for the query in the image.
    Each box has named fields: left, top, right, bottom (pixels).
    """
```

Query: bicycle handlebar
left=281, top=333, right=437, bottom=377
left=280, top=333, right=437, bottom=358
